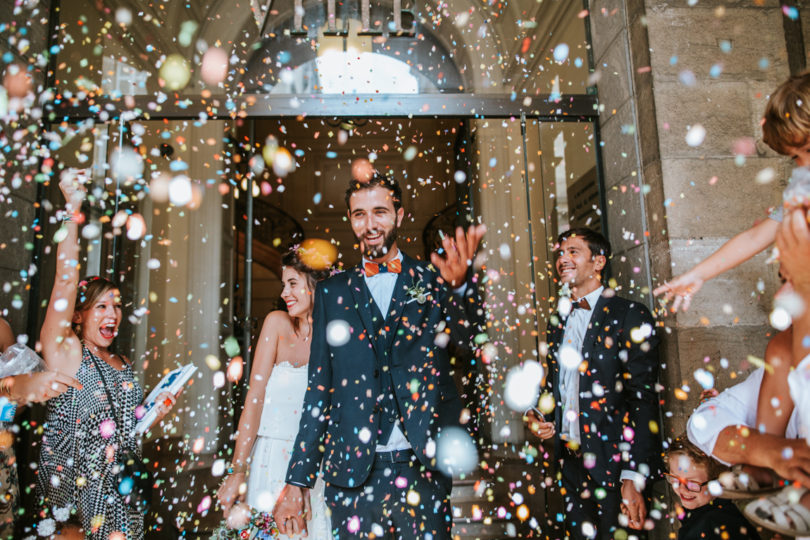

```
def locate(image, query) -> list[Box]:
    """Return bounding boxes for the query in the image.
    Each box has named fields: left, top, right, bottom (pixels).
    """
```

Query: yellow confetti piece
left=516, top=504, right=529, bottom=521
left=747, top=355, right=773, bottom=373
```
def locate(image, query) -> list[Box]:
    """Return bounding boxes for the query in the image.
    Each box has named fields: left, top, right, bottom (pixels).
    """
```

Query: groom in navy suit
left=274, top=170, right=486, bottom=539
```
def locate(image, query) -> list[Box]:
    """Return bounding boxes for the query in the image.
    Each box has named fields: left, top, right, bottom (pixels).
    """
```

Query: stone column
left=474, top=117, right=546, bottom=445
left=587, top=0, right=791, bottom=440
left=134, top=120, right=230, bottom=453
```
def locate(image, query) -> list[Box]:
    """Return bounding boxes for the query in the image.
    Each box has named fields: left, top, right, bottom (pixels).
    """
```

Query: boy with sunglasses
left=665, top=436, right=760, bottom=539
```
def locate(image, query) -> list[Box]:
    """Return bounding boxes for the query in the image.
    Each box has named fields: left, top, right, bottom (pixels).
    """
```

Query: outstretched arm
left=0, top=318, right=13, bottom=353
left=40, top=170, right=88, bottom=377
left=432, top=224, right=487, bottom=346
left=755, top=328, right=794, bottom=437
left=654, top=218, right=779, bottom=311
left=216, top=312, right=281, bottom=514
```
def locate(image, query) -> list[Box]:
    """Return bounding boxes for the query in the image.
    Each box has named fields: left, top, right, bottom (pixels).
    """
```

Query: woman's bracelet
left=56, top=209, right=77, bottom=222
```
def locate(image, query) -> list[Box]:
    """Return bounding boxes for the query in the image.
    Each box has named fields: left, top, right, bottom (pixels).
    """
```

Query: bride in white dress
left=217, top=249, right=332, bottom=539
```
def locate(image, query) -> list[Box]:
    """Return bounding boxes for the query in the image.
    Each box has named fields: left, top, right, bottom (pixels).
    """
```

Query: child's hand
left=653, top=271, right=704, bottom=312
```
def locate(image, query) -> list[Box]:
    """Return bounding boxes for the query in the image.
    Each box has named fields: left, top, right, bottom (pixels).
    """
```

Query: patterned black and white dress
left=38, top=345, right=144, bottom=539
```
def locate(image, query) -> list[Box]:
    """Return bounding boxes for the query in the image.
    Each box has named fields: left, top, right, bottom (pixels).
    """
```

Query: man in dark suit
left=274, top=170, right=486, bottom=539
left=525, top=227, right=660, bottom=539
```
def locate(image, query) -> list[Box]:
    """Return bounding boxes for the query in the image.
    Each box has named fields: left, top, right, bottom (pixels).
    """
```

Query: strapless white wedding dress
left=246, top=361, right=332, bottom=539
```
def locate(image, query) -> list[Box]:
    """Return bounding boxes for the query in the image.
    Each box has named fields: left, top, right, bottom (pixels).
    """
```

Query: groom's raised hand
left=273, top=484, right=310, bottom=537
left=430, top=224, right=486, bottom=288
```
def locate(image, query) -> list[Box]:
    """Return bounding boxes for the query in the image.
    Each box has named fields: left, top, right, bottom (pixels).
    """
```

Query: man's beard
left=359, top=224, right=398, bottom=259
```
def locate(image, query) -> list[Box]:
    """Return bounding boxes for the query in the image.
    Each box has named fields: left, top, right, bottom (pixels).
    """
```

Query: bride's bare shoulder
left=262, top=310, right=295, bottom=329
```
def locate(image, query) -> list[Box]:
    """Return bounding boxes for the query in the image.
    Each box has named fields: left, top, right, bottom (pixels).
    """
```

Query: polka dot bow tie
left=364, top=259, right=402, bottom=277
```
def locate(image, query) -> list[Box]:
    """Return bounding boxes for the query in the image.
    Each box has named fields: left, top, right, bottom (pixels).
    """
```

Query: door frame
left=52, top=92, right=598, bottom=120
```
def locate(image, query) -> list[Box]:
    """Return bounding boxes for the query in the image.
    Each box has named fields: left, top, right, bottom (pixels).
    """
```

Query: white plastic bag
left=0, top=344, right=45, bottom=378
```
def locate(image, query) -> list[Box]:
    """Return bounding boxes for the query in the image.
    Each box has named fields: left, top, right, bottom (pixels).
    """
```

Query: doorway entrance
left=226, top=113, right=603, bottom=537
left=24, top=0, right=607, bottom=536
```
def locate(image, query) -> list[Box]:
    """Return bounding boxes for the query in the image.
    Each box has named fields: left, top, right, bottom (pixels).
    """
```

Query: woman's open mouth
left=99, top=324, right=117, bottom=340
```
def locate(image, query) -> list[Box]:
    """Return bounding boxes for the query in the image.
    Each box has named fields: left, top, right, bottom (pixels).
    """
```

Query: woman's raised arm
left=40, top=170, right=87, bottom=376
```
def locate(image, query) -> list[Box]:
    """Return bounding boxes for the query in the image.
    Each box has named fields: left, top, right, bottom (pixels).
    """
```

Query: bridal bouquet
left=211, top=503, right=279, bottom=539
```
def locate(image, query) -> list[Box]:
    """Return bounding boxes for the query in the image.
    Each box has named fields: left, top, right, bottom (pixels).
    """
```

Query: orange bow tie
left=364, top=259, right=402, bottom=277
left=570, top=297, right=591, bottom=310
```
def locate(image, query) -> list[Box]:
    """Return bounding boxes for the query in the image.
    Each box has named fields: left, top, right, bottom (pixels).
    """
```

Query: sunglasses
left=664, top=472, right=709, bottom=493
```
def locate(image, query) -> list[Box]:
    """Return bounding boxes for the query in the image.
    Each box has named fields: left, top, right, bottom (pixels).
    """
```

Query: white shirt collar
left=574, top=285, right=604, bottom=310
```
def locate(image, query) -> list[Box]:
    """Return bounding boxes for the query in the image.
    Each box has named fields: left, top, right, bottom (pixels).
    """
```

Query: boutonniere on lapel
left=405, top=278, right=431, bottom=305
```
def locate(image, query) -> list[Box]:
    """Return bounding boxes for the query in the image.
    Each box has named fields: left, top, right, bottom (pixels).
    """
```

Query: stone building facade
left=0, top=0, right=804, bottom=537
left=589, top=0, right=796, bottom=432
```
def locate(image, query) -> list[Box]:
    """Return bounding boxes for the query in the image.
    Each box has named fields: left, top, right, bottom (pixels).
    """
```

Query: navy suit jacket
left=544, top=292, right=661, bottom=488
left=286, top=253, right=483, bottom=489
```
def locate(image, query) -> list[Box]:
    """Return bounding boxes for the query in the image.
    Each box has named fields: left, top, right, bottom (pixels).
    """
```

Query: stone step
left=452, top=518, right=519, bottom=539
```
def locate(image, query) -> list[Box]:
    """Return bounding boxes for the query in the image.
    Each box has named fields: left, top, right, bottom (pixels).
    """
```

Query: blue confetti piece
left=783, top=5, right=799, bottom=20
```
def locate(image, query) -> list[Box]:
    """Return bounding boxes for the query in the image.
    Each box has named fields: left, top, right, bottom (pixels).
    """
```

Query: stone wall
left=588, top=0, right=790, bottom=442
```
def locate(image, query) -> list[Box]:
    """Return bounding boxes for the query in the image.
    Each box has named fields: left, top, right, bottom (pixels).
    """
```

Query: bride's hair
left=281, top=250, right=331, bottom=290
left=281, top=249, right=330, bottom=336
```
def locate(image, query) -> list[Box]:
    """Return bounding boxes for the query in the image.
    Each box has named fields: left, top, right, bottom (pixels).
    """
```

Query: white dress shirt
left=363, top=251, right=412, bottom=452
left=688, top=366, right=800, bottom=465
left=557, top=286, right=646, bottom=486
left=558, top=286, right=603, bottom=445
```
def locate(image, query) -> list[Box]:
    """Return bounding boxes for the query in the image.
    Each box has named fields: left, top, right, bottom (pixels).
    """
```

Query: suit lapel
left=548, top=317, right=568, bottom=400
left=379, top=254, right=416, bottom=351
left=581, top=295, right=609, bottom=365
left=346, top=265, right=381, bottom=350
